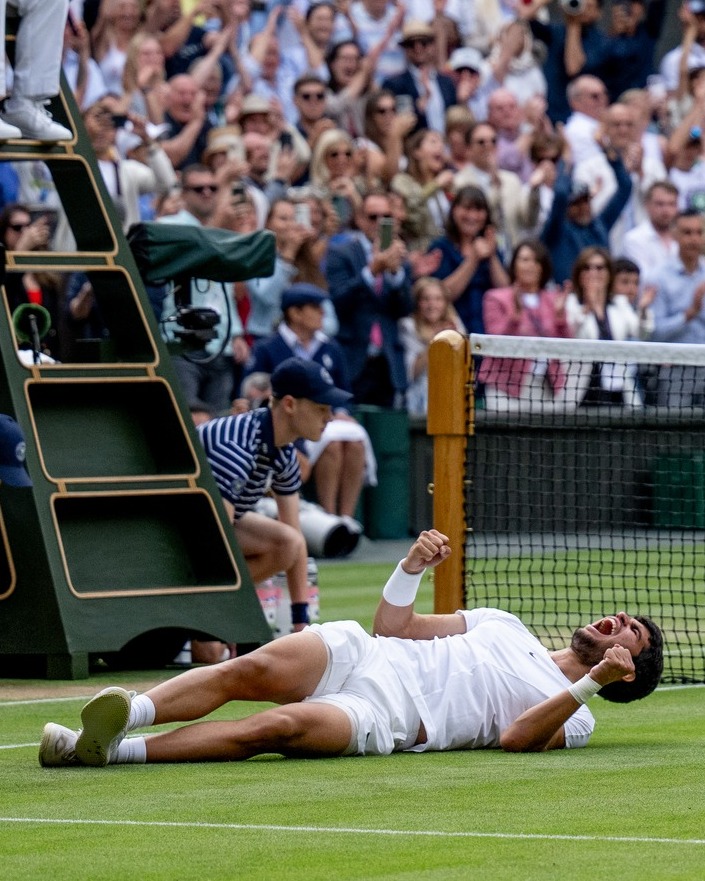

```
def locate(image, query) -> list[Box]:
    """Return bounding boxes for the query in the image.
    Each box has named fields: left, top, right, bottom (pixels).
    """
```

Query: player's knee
left=226, top=650, right=281, bottom=699
left=240, top=707, right=307, bottom=752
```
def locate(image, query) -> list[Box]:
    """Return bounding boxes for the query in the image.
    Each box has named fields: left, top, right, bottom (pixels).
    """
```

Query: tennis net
left=429, top=332, right=705, bottom=683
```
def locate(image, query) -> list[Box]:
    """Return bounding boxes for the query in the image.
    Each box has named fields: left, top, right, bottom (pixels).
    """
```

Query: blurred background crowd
left=6, top=0, right=705, bottom=425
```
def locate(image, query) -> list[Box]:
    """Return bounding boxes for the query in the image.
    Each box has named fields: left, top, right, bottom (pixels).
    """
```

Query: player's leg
left=143, top=702, right=353, bottom=763
left=145, top=630, right=329, bottom=724
left=38, top=631, right=331, bottom=767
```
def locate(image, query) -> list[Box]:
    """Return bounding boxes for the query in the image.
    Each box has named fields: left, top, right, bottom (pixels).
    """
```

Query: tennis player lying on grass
left=39, top=529, right=663, bottom=767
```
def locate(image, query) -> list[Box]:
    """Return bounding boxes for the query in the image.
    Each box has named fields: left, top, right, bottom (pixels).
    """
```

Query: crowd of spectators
left=7, top=0, right=705, bottom=416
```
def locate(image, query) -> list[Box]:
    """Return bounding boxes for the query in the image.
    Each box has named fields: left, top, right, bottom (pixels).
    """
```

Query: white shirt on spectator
left=563, top=111, right=601, bottom=167
left=660, top=43, right=705, bottom=93
left=62, top=49, right=108, bottom=111
left=622, top=219, right=679, bottom=285
left=339, top=2, right=405, bottom=85
left=404, top=0, right=476, bottom=42
left=669, top=161, right=705, bottom=212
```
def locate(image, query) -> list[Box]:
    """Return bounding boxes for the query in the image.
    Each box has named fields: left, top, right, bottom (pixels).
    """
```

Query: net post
left=427, top=330, right=471, bottom=613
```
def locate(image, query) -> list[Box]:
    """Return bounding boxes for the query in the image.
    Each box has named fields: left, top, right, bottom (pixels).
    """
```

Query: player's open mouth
left=593, top=617, right=620, bottom=635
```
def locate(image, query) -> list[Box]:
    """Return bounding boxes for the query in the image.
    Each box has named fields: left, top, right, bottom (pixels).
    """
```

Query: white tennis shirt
left=381, top=606, right=595, bottom=752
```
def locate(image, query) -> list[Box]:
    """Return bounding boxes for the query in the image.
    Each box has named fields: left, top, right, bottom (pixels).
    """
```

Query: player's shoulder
left=459, top=607, right=528, bottom=633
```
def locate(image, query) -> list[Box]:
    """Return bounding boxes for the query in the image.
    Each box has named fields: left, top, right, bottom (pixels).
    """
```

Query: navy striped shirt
left=197, top=408, right=301, bottom=517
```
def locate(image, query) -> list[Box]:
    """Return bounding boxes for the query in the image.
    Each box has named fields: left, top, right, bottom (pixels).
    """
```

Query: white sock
left=128, top=694, right=156, bottom=732
left=114, top=736, right=147, bottom=764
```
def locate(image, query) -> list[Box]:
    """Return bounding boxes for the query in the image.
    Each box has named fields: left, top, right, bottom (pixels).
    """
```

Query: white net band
left=471, top=334, right=705, bottom=367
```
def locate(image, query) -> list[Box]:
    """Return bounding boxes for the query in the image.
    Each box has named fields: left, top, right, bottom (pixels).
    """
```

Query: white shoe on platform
left=0, top=117, right=21, bottom=140
left=2, top=98, right=72, bottom=142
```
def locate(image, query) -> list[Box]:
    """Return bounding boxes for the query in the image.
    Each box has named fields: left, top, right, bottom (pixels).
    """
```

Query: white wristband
left=381, top=561, right=424, bottom=607
left=568, top=674, right=602, bottom=705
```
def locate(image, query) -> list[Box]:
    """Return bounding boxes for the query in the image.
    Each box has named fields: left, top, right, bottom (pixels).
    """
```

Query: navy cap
left=568, top=181, right=591, bottom=204
left=271, top=358, right=353, bottom=408
left=281, top=283, right=328, bottom=311
left=0, top=414, right=32, bottom=487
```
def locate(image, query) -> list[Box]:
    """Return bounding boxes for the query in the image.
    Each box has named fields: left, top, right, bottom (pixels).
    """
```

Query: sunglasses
left=328, top=150, right=352, bottom=159
left=472, top=137, right=497, bottom=146
left=404, top=38, right=433, bottom=48
left=299, top=91, right=325, bottom=101
left=185, top=184, right=218, bottom=194
left=366, top=213, right=392, bottom=222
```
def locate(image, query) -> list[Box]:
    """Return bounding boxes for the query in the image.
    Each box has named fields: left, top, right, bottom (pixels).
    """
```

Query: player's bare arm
left=500, top=645, right=636, bottom=753
left=373, top=530, right=460, bottom=640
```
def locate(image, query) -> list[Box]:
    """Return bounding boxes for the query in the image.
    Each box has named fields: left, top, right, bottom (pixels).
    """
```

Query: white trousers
left=0, top=0, right=68, bottom=99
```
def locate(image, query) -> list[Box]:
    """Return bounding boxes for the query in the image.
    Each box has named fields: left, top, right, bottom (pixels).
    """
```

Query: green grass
left=1, top=560, right=704, bottom=880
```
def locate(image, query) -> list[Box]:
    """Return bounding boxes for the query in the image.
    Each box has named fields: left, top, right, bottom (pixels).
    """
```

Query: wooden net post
left=427, top=330, right=472, bottom=613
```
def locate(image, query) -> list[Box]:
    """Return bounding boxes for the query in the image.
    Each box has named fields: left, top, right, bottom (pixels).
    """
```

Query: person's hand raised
left=401, top=529, right=451, bottom=575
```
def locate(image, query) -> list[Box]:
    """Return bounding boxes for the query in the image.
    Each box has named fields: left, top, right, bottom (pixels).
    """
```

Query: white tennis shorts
left=305, top=621, right=421, bottom=756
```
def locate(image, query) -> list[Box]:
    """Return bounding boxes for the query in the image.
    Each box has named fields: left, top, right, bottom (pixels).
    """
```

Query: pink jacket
left=477, top=287, right=572, bottom=397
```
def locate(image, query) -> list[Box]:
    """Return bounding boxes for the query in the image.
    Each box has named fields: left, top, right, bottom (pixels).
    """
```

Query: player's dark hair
left=598, top=616, right=663, bottom=703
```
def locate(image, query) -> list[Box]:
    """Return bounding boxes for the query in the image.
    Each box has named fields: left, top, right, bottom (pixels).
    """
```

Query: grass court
left=1, top=558, right=704, bottom=880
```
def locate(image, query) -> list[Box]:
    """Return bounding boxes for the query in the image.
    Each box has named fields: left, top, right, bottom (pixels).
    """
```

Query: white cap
left=449, top=47, right=484, bottom=72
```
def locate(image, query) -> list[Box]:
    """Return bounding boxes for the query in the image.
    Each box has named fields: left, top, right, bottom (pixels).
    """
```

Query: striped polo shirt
left=197, top=408, right=301, bottom=518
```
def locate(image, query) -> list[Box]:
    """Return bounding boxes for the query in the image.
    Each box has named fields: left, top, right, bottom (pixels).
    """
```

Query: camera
left=172, top=306, right=219, bottom=348
left=560, top=0, right=585, bottom=15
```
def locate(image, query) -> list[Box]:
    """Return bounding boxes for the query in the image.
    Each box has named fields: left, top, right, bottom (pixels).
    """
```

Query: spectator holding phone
left=0, top=203, right=62, bottom=359
left=326, top=189, right=414, bottom=407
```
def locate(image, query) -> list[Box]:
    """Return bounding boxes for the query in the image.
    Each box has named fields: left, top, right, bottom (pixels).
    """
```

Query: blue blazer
left=381, top=69, right=457, bottom=132
left=325, top=238, right=413, bottom=393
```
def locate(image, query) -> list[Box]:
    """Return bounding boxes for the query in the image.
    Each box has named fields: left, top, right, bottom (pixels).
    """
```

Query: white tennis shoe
left=75, top=687, right=133, bottom=767
left=39, top=723, right=80, bottom=767
left=1, top=98, right=72, bottom=142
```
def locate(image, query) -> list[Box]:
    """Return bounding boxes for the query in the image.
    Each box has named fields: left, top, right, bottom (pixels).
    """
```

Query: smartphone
left=279, top=130, right=293, bottom=150
left=294, top=202, right=311, bottom=227
left=111, top=114, right=129, bottom=128
left=28, top=209, right=59, bottom=240
left=379, top=216, right=394, bottom=250
left=231, top=182, right=247, bottom=204
left=331, top=194, right=351, bottom=226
